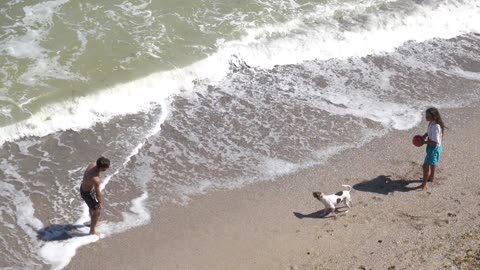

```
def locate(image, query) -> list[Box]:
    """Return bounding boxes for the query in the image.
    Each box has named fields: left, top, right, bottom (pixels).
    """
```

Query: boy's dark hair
left=426, top=107, right=446, bottom=132
left=96, top=157, right=110, bottom=169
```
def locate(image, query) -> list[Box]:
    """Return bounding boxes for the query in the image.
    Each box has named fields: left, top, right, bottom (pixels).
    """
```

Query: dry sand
left=67, top=106, right=480, bottom=270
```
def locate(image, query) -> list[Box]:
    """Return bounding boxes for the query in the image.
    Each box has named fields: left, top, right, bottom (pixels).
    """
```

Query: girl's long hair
left=426, top=107, right=446, bottom=132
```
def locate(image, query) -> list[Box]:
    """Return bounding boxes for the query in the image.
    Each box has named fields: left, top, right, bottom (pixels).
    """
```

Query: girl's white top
left=427, top=121, right=442, bottom=145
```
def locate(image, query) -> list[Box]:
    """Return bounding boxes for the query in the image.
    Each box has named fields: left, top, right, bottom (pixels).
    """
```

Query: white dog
left=313, top=185, right=353, bottom=216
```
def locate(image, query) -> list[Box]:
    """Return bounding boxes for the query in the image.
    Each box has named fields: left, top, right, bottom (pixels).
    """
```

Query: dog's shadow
left=293, top=207, right=349, bottom=219
left=294, top=175, right=422, bottom=219
left=352, top=175, right=423, bottom=195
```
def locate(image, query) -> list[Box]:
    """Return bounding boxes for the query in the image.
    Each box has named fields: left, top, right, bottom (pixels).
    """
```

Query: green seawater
left=0, top=0, right=322, bottom=126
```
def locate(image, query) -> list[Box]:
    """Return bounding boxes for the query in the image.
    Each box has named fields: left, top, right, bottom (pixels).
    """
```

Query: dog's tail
left=342, top=185, right=352, bottom=191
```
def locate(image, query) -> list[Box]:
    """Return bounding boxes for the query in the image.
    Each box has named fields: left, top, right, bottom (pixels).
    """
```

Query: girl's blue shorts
left=424, top=144, right=442, bottom=165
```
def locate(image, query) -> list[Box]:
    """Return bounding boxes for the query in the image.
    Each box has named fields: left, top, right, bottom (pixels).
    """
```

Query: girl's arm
left=423, top=138, right=438, bottom=146
left=423, top=124, right=441, bottom=146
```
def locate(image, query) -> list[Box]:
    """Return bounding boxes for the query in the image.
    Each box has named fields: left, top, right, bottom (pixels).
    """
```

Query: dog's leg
left=340, top=199, right=350, bottom=214
left=345, top=199, right=352, bottom=209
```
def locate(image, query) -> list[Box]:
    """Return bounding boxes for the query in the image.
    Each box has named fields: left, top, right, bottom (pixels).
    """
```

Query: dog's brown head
left=312, top=192, right=324, bottom=201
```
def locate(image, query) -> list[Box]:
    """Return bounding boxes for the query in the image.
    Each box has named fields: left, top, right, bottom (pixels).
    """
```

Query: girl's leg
left=421, top=163, right=430, bottom=190
left=428, top=165, right=436, bottom=182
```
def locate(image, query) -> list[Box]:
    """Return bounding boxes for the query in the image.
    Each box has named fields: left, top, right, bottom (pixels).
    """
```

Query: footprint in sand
left=447, top=213, right=457, bottom=218
left=412, top=223, right=426, bottom=231
left=433, top=219, right=449, bottom=227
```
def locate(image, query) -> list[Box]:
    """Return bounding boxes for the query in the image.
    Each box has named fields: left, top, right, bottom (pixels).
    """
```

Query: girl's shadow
left=294, top=175, right=422, bottom=219
left=352, top=175, right=423, bottom=194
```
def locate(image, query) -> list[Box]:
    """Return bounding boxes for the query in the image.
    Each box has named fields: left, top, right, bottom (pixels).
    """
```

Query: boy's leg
left=85, top=209, right=94, bottom=227
left=89, top=208, right=101, bottom=235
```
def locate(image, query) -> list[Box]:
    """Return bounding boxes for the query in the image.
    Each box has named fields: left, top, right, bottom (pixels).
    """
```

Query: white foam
left=101, top=193, right=151, bottom=235
left=39, top=235, right=99, bottom=270
left=0, top=182, right=44, bottom=239
left=0, top=107, right=13, bottom=120
left=39, top=186, right=151, bottom=269
left=0, top=74, right=169, bottom=144
left=0, top=165, right=45, bottom=266
left=260, top=158, right=300, bottom=177
left=0, top=0, right=84, bottom=86
left=225, top=0, right=480, bottom=68
left=40, top=193, right=151, bottom=270
left=168, top=142, right=374, bottom=206
left=318, top=91, right=422, bottom=130
left=0, top=162, right=44, bottom=235
left=38, top=99, right=167, bottom=269
left=1, top=0, right=478, bottom=145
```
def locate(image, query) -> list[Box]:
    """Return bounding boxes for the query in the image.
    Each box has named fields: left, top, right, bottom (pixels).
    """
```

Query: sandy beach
left=65, top=106, right=480, bottom=270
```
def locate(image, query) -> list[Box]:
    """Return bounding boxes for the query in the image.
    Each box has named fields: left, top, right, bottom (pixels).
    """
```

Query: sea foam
left=1, top=0, right=479, bottom=145
left=37, top=98, right=168, bottom=269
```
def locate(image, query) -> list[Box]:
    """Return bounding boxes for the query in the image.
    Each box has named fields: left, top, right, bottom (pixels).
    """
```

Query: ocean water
left=1, top=0, right=480, bottom=269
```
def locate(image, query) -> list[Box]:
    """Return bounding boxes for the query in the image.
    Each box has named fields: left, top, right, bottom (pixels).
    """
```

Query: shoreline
left=67, top=106, right=480, bottom=270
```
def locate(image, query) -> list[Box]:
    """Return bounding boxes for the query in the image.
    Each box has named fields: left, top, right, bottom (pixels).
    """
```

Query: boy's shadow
left=37, top=224, right=89, bottom=241
left=352, top=175, right=422, bottom=195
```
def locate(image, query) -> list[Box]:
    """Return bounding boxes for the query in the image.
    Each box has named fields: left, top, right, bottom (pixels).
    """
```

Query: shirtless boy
left=80, top=157, right=110, bottom=235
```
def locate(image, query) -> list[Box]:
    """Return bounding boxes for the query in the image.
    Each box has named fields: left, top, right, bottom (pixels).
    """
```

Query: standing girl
left=420, top=107, right=445, bottom=190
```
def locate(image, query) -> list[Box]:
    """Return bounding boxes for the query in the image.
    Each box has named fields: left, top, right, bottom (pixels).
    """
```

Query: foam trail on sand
left=38, top=99, right=169, bottom=269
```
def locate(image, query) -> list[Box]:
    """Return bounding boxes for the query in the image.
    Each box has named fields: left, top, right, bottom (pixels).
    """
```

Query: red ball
left=412, top=135, right=423, bottom=147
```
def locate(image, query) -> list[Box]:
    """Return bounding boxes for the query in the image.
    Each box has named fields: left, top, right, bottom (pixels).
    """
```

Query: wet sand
left=67, top=106, right=480, bottom=270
